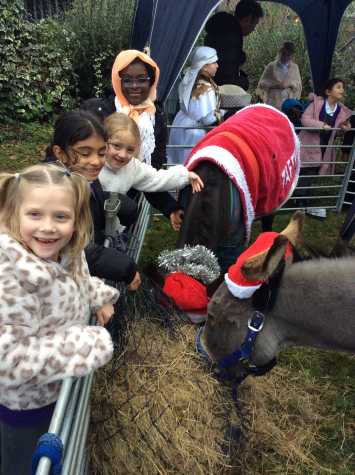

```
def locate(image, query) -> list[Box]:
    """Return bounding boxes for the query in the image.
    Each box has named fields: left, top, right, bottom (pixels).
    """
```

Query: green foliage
left=331, top=11, right=355, bottom=108
left=63, top=0, right=136, bottom=99
left=243, top=2, right=354, bottom=108
left=0, top=0, right=76, bottom=122
left=0, top=121, right=52, bottom=172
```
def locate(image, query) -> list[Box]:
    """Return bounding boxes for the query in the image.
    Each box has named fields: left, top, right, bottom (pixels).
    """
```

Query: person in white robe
left=168, top=47, right=221, bottom=166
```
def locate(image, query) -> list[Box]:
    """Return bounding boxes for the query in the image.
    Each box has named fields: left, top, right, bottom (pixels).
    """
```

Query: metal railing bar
left=73, top=405, right=90, bottom=475
left=281, top=205, right=337, bottom=211
left=35, top=378, right=75, bottom=474
left=291, top=195, right=338, bottom=200
left=294, top=185, right=341, bottom=189
left=60, top=380, right=82, bottom=450
left=336, top=138, right=355, bottom=211
left=62, top=373, right=93, bottom=475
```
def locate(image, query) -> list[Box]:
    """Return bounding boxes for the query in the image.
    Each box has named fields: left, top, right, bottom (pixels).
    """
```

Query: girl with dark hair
left=299, top=78, right=352, bottom=218
left=256, top=41, right=302, bottom=110
left=44, top=110, right=141, bottom=289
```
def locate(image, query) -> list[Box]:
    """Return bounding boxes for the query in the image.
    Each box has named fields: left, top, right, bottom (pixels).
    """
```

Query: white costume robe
left=168, top=83, right=218, bottom=166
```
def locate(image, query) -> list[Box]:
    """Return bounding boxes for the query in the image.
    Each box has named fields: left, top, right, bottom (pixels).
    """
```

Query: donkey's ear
left=242, top=235, right=289, bottom=281
left=280, top=210, right=304, bottom=247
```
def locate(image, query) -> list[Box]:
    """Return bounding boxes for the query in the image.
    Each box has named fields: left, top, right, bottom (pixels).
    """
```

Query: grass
left=2, top=122, right=355, bottom=473
left=0, top=122, right=52, bottom=172
left=141, top=212, right=355, bottom=474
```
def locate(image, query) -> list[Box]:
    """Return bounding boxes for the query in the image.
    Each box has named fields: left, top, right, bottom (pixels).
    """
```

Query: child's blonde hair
left=0, top=163, right=92, bottom=275
left=104, top=112, right=141, bottom=154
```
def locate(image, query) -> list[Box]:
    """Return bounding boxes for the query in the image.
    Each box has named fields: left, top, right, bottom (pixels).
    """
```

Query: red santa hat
left=225, top=231, right=293, bottom=299
left=163, top=272, right=209, bottom=323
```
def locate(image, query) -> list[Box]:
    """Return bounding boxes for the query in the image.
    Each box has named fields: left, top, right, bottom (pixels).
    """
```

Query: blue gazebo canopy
left=131, top=0, right=353, bottom=101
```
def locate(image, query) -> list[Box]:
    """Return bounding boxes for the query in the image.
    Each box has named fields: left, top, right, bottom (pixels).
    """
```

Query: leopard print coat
left=0, top=233, right=119, bottom=411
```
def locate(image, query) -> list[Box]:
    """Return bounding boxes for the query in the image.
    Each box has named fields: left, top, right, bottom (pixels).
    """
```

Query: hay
left=235, top=368, right=333, bottom=474
left=89, top=320, right=242, bottom=475
left=88, top=280, right=338, bottom=474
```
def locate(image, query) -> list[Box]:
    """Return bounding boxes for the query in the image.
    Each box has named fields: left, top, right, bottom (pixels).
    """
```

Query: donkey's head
left=200, top=211, right=304, bottom=375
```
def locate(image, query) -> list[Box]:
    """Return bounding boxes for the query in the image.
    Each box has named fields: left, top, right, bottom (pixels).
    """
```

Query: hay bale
left=235, top=367, right=330, bottom=474
left=89, top=279, right=332, bottom=474
left=89, top=321, right=241, bottom=475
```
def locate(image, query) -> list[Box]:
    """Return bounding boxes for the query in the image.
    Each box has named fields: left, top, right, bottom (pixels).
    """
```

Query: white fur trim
left=187, top=145, right=255, bottom=242
left=224, top=273, right=261, bottom=299
left=279, top=129, right=300, bottom=208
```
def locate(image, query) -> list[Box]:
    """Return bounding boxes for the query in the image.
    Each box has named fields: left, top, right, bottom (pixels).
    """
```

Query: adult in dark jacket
left=82, top=49, right=184, bottom=231
left=44, top=110, right=141, bottom=289
left=204, top=0, right=264, bottom=89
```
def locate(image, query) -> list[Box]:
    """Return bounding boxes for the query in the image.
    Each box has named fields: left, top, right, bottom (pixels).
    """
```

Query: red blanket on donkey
left=185, top=104, right=300, bottom=241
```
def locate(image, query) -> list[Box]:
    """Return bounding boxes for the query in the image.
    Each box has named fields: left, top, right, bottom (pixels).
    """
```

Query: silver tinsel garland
left=157, top=245, right=221, bottom=285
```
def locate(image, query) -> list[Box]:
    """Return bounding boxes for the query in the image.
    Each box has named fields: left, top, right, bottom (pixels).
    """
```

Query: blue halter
left=196, top=310, right=276, bottom=380
left=218, top=310, right=265, bottom=371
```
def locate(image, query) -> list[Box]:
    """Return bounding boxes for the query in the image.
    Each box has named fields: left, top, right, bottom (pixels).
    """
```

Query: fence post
left=336, top=138, right=355, bottom=212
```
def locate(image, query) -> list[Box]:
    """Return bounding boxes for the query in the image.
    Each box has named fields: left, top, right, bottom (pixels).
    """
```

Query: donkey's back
left=275, top=256, right=355, bottom=352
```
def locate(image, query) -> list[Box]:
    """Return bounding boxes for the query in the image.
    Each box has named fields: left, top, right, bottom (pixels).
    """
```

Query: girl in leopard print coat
left=0, top=164, right=119, bottom=475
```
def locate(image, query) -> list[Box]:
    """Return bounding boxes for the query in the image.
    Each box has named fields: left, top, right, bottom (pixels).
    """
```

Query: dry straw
left=89, top=319, right=245, bottom=474
left=89, top=315, right=333, bottom=474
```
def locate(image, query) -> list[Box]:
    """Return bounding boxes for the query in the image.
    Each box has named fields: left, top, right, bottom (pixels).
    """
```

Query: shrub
left=331, top=8, right=355, bottom=108
left=63, top=0, right=136, bottom=99
left=242, top=2, right=354, bottom=107
left=0, top=0, right=76, bottom=122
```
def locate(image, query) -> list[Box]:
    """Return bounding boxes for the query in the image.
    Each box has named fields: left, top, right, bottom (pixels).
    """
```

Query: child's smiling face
left=106, top=130, right=139, bottom=171
left=53, top=133, right=107, bottom=182
left=326, top=81, right=345, bottom=102
left=19, top=183, right=75, bottom=261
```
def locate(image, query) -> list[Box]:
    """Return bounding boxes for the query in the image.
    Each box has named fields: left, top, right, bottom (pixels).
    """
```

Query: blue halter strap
left=218, top=310, right=265, bottom=371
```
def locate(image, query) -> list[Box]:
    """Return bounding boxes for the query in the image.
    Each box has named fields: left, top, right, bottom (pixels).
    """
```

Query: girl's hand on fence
left=323, top=123, right=332, bottom=130
left=128, top=271, right=141, bottom=291
left=188, top=172, right=204, bottom=193
left=96, top=303, right=115, bottom=326
left=170, top=209, right=184, bottom=231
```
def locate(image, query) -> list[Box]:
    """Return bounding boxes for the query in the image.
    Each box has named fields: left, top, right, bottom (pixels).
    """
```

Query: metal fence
left=34, top=123, right=354, bottom=474
left=35, top=194, right=151, bottom=475
left=24, top=0, right=72, bottom=20
left=166, top=124, right=355, bottom=214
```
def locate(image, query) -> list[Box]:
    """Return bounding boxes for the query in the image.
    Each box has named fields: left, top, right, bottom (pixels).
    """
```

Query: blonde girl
left=99, top=112, right=204, bottom=195
left=0, top=163, right=118, bottom=474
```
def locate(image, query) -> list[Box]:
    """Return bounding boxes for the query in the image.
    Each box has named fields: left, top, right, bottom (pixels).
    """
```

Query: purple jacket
left=299, top=94, right=352, bottom=174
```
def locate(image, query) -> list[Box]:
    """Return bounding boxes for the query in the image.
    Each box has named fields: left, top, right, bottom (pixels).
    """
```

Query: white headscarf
left=178, top=46, right=218, bottom=111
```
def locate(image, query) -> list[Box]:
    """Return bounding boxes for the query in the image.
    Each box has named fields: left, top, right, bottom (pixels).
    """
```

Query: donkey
left=176, top=105, right=300, bottom=272
left=199, top=212, right=355, bottom=377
